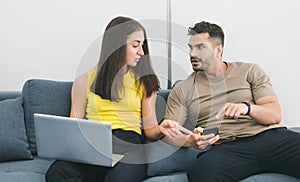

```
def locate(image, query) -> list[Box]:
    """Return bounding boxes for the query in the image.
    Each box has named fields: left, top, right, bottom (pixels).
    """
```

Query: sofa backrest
left=155, top=90, right=170, bottom=124
left=0, top=91, right=21, bottom=101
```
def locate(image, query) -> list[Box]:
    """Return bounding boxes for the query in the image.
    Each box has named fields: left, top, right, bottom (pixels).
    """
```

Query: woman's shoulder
left=73, top=66, right=98, bottom=91
left=74, top=66, right=97, bottom=84
left=85, top=66, right=98, bottom=87
left=87, top=66, right=98, bottom=79
left=73, top=73, right=88, bottom=89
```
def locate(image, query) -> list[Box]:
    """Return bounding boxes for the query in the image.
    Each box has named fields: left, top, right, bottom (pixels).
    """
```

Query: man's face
left=188, top=33, right=218, bottom=72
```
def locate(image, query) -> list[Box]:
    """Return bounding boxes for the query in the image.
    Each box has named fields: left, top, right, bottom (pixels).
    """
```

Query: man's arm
left=160, top=79, right=219, bottom=149
left=250, top=95, right=281, bottom=125
left=216, top=95, right=281, bottom=125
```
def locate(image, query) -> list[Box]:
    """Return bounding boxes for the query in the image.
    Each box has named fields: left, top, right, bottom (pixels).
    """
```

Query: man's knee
left=187, top=157, right=222, bottom=182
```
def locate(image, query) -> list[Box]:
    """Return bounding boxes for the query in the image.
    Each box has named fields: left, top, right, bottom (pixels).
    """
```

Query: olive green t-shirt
left=164, top=62, right=283, bottom=142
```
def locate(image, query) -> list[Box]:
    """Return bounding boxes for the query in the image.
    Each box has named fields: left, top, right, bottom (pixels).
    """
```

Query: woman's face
left=125, top=30, right=145, bottom=67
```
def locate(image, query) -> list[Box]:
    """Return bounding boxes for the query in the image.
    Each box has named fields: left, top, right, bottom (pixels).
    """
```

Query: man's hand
left=159, top=120, right=219, bottom=149
left=186, top=127, right=219, bottom=149
left=216, top=103, right=248, bottom=120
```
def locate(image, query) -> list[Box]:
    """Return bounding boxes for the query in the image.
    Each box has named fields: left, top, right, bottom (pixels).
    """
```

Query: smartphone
left=202, top=127, right=219, bottom=136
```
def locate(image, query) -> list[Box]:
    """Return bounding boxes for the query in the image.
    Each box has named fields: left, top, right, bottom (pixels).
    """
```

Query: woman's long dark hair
left=92, top=16, right=160, bottom=101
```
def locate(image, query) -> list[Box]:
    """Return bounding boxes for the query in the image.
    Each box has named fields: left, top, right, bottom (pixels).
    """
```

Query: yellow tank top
left=86, top=67, right=143, bottom=134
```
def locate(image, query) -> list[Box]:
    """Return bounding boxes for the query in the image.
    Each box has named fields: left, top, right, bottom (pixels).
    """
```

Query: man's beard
left=193, top=67, right=203, bottom=72
left=191, top=56, right=204, bottom=72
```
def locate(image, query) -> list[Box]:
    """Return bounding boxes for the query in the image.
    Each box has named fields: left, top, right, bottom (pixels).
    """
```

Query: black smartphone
left=202, top=127, right=219, bottom=136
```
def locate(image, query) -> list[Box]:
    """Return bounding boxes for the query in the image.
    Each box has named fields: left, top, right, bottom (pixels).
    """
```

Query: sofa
left=1, top=79, right=300, bottom=182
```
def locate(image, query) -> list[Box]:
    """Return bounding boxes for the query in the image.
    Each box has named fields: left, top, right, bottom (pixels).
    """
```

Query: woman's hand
left=159, top=119, right=180, bottom=138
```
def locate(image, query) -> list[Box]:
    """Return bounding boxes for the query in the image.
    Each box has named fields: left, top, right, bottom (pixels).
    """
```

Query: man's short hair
left=188, top=21, right=224, bottom=46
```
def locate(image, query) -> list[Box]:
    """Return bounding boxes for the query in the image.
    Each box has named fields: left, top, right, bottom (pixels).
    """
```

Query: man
left=160, top=21, right=300, bottom=181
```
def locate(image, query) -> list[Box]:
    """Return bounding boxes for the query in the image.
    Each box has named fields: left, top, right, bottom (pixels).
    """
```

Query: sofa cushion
left=0, top=97, right=33, bottom=162
left=142, top=172, right=300, bottom=182
left=241, top=173, right=300, bottom=182
left=0, top=156, right=53, bottom=174
left=145, top=139, right=210, bottom=176
left=143, top=172, right=188, bottom=182
left=22, top=79, right=73, bottom=154
left=0, top=157, right=53, bottom=182
left=0, top=173, right=45, bottom=182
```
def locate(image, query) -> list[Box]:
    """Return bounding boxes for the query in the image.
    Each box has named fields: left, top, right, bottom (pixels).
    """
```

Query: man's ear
left=216, top=44, right=223, bottom=59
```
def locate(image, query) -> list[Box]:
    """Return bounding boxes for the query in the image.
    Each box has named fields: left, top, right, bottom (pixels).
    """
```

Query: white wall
left=171, top=0, right=300, bottom=126
left=1, top=0, right=300, bottom=126
left=0, top=0, right=168, bottom=90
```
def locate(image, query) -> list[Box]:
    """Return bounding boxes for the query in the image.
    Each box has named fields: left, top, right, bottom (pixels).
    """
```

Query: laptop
left=34, top=113, right=124, bottom=167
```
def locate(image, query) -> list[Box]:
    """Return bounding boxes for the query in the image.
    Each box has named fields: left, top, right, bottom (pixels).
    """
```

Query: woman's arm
left=141, top=89, right=173, bottom=140
left=70, top=73, right=88, bottom=118
left=141, top=91, right=161, bottom=140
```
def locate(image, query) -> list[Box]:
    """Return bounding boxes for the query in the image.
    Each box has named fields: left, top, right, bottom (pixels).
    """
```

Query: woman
left=46, top=16, right=167, bottom=182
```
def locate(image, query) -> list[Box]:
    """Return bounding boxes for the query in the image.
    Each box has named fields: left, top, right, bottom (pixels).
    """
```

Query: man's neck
left=200, top=61, right=227, bottom=78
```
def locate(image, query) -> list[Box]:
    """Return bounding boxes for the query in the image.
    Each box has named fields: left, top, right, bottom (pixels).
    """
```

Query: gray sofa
left=1, top=79, right=300, bottom=182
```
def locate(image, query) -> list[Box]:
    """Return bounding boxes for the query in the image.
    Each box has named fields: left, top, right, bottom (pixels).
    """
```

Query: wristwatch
left=242, top=102, right=251, bottom=115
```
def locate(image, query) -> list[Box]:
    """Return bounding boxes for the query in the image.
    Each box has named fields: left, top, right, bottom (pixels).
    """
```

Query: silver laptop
left=34, top=113, right=124, bottom=167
